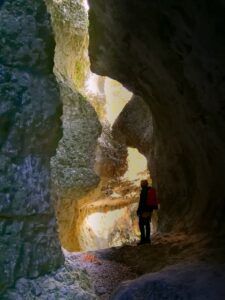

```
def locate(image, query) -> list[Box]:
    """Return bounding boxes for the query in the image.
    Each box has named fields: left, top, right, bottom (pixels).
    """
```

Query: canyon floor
left=66, top=232, right=225, bottom=299
left=4, top=232, right=225, bottom=299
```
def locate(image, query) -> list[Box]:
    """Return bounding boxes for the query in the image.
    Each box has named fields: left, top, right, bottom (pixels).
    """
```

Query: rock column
left=0, top=0, right=64, bottom=292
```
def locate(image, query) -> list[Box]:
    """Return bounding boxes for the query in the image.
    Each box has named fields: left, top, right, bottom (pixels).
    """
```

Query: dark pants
left=139, top=215, right=151, bottom=242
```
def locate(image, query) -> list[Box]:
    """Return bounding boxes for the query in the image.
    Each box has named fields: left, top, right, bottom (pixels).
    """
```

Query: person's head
left=141, top=180, right=148, bottom=188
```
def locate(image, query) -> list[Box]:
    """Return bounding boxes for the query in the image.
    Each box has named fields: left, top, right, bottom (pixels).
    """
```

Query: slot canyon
left=0, top=0, right=225, bottom=299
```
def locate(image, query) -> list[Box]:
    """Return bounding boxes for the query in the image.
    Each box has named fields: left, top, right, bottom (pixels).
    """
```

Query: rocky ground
left=66, top=232, right=225, bottom=299
left=4, top=232, right=225, bottom=299
left=65, top=250, right=137, bottom=299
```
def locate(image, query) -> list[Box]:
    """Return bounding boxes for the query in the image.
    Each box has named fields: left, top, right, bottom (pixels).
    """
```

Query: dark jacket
left=137, top=186, right=152, bottom=216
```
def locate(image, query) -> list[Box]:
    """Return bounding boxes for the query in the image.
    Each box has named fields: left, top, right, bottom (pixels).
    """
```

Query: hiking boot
left=137, top=240, right=145, bottom=246
left=145, top=239, right=151, bottom=244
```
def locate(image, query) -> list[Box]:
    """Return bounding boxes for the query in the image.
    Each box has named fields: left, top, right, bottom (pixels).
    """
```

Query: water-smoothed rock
left=88, top=0, right=225, bottom=234
left=95, top=123, right=128, bottom=179
left=112, top=262, right=225, bottom=300
left=0, top=0, right=63, bottom=293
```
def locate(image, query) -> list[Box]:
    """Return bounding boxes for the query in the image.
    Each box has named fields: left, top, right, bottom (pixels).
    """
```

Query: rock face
left=4, top=255, right=97, bottom=300
left=112, top=95, right=154, bottom=175
left=112, top=262, right=225, bottom=300
left=0, top=0, right=63, bottom=293
left=51, top=86, right=101, bottom=202
left=46, top=0, right=134, bottom=252
left=51, top=85, right=101, bottom=251
left=80, top=203, right=138, bottom=250
left=96, top=123, right=128, bottom=178
left=88, top=0, right=225, bottom=234
left=45, top=0, right=89, bottom=90
left=46, top=0, right=102, bottom=251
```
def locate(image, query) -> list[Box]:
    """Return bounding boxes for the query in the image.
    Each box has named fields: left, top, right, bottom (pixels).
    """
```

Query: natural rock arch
left=88, top=0, right=225, bottom=234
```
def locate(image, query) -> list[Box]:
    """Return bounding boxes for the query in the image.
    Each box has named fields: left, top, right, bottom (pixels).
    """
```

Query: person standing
left=137, top=180, right=158, bottom=245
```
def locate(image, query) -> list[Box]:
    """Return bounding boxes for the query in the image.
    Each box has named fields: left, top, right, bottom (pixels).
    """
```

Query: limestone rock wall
left=51, top=85, right=101, bottom=203
left=51, top=84, right=101, bottom=251
left=45, top=0, right=89, bottom=90
left=112, top=95, right=155, bottom=178
left=46, top=0, right=102, bottom=251
left=88, top=0, right=225, bottom=234
left=95, top=123, right=128, bottom=179
left=0, top=0, right=63, bottom=293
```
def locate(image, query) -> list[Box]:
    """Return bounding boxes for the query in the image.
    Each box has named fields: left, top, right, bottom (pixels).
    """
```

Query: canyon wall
left=2, top=0, right=225, bottom=293
left=45, top=0, right=103, bottom=251
left=46, top=0, right=130, bottom=251
left=45, top=0, right=89, bottom=90
left=112, top=95, right=154, bottom=178
left=0, top=0, right=63, bottom=292
left=51, top=84, right=101, bottom=251
left=88, top=0, right=225, bottom=234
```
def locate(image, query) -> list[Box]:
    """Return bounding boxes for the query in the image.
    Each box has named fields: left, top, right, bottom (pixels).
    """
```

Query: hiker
left=137, top=180, right=158, bottom=245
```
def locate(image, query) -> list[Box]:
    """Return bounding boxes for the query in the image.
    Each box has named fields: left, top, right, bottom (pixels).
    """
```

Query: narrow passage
left=64, top=249, right=137, bottom=299
left=62, top=231, right=222, bottom=299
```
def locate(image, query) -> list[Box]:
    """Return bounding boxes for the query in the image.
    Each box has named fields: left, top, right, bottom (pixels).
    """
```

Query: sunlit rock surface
left=51, top=85, right=101, bottom=251
left=46, top=0, right=144, bottom=252
left=80, top=205, right=138, bottom=250
left=112, top=95, right=155, bottom=177
left=51, top=87, right=101, bottom=200
left=88, top=0, right=225, bottom=233
left=104, top=77, right=132, bottom=125
left=95, top=124, right=128, bottom=178
left=77, top=150, right=149, bottom=251
left=95, top=78, right=131, bottom=178
left=78, top=184, right=140, bottom=250
left=0, top=0, right=63, bottom=293
left=113, top=96, right=153, bottom=154
left=45, top=0, right=89, bottom=90
left=46, top=0, right=102, bottom=251
left=46, top=0, right=153, bottom=255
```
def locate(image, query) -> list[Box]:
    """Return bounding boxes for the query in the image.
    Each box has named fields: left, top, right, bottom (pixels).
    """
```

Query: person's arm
left=137, top=190, right=142, bottom=216
left=137, top=189, right=145, bottom=215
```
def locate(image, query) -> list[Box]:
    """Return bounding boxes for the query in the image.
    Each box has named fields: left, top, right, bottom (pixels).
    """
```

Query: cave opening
left=47, top=0, right=155, bottom=253
left=53, top=70, right=154, bottom=252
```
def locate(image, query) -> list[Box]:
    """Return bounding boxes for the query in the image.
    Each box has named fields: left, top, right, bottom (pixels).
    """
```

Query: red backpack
left=146, top=187, right=158, bottom=210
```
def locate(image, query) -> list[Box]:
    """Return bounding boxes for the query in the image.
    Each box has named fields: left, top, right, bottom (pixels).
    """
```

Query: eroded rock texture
left=0, top=0, right=63, bottom=293
left=4, top=255, right=97, bottom=300
left=51, top=86, right=101, bottom=204
left=112, top=95, right=154, bottom=176
left=96, top=123, right=128, bottom=179
left=51, top=85, right=101, bottom=251
left=46, top=0, right=102, bottom=251
left=88, top=0, right=225, bottom=234
left=45, top=0, right=89, bottom=90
